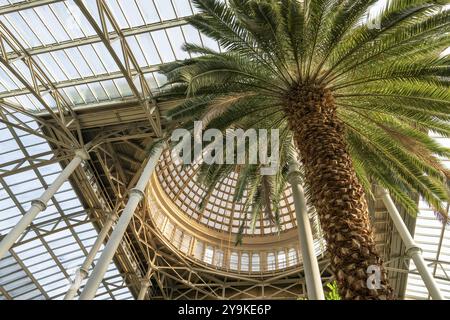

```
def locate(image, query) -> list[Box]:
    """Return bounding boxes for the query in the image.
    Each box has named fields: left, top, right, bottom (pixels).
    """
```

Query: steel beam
left=0, top=149, right=89, bottom=261
left=0, top=20, right=81, bottom=146
left=73, top=0, right=162, bottom=137
left=79, top=145, right=163, bottom=299
left=379, top=187, right=444, bottom=300
left=5, top=19, right=187, bottom=60
left=137, top=279, right=151, bottom=300
left=287, top=161, right=325, bottom=300
left=0, top=65, right=161, bottom=100
left=64, top=212, right=118, bottom=300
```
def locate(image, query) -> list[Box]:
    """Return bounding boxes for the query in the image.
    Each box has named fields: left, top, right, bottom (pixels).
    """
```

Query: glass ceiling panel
left=0, top=65, right=23, bottom=92
left=135, top=0, right=159, bottom=24
left=153, top=0, right=177, bottom=20
left=0, top=251, right=45, bottom=300
left=19, top=9, right=55, bottom=46
left=166, top=27, right=190, bottom=60
left=34, top=5, right=72, bottom=43
left=0, top=0, right=224, bottom=112
left=151, top=29, right=176, bottom=62
left=172, top=0, right=194, bottom=17
left=50, top=1, right=92, bottom=40
left=0, top=12, right=41, bottom=48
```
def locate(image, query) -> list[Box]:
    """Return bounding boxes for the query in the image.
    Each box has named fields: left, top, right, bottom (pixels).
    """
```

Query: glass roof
left=0, top=0, right=448, bottom=300
left=0, top=110, right=132, bottom=300
left=0, top=0, right=221, bottom=112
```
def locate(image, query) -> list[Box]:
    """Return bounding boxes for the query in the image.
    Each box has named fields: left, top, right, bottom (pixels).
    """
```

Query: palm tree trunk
left=284, top=85, right=394, bottom=300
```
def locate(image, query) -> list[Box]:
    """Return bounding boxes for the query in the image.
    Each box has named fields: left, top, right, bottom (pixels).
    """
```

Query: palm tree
left=157, top=0, right=450, bottom=299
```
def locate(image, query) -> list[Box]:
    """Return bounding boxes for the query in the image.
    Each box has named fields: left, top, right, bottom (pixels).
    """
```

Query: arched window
left=278, top=250, right=287, bottom=269
left=214, top=250, right=224, bottom=267
left=230, top=252, right=239, bottom=270
left=163, top=220, right=174, bottom=239
left=204, top=245, right=214, bottom=264
left=251, top=253, right=260, bottom=272
left=194, top=240, right=203, bottom=259
left=154, top=212, right=165, bottom=228
left=267, top=252, right=276, bottom=271
left=180, top=234, right=191, bottom=254
left=172, top=229, right=183, bottom=248
left=288, top=248, right=298, bottom=266
left=241, top=253, right=249, bottom=271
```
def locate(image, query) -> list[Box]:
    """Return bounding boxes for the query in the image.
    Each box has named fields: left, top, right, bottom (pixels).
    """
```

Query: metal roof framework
left=0, top=0, right=447, bottom=300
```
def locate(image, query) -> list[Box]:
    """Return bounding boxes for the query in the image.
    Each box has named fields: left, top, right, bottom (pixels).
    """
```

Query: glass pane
left=240, top=253, right=249, bottom=272
left=204, top=246, right=213, bottom=264
left=267, top=253, right=275, bottom=271
left=278, top=251, right=287, bottom=269
left=251, top=254, right=260, bottom=272
left=230, top=252, right=238, bottom=270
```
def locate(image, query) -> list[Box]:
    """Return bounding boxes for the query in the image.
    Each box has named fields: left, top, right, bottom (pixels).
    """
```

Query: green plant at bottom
left=297, top=281, right=341, bottom=300
left=324, top=281, right=341, bottom=300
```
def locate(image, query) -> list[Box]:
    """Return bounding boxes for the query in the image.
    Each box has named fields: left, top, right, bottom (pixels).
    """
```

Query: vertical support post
left=288, top=161, right=325, bottom=300
left=137, top=279, right=150, bottom=300
left=379, top=187, right=444, bottom=300
left=64, top=212, right=118, bottom=300
left=0, top=149, right=89, bottom=261
left=79, top=146, right=163, bottom=300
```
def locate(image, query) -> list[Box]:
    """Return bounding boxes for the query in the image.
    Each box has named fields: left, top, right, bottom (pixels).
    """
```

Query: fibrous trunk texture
left=284, top=84, right=394, bottom=300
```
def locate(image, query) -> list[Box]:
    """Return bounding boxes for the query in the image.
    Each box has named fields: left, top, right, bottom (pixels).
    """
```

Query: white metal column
left=0, top=149, right=89, bottom=261
left=288, top=162, right=325, bottom=300
left=79, top=146, right=163, bottom=300
left=379, top=187, right=444, bottom=300
left=137, top=279, right=150, bottom=300
left=64, top=212, right=118, bottom=300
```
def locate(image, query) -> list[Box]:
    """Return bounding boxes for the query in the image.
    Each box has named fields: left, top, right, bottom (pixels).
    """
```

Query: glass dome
left=155, top=150, right=300, bottom=236
left=147, top=150, right=326, bottom=275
